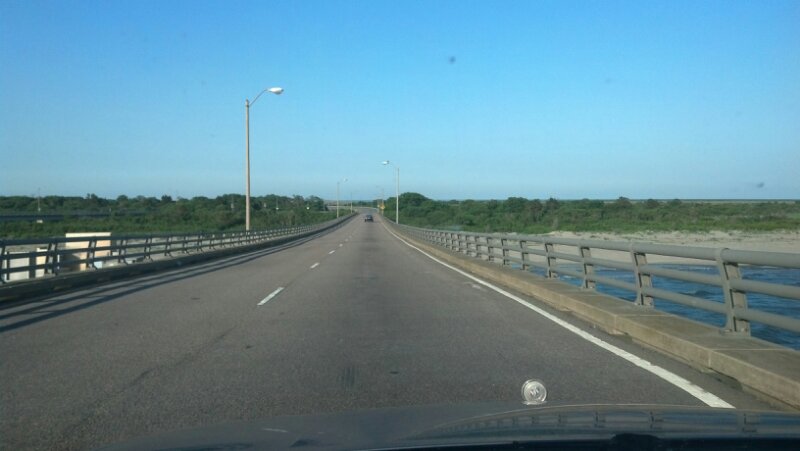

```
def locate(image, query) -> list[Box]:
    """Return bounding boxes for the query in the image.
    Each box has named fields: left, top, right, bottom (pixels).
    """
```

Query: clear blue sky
left=2, top=0, right=799, bottom=200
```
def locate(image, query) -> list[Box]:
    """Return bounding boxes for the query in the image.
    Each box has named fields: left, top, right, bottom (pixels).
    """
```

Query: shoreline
left=543, top=230, right=800, bottom=264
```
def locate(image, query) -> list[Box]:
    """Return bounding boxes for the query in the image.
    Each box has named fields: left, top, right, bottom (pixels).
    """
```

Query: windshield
left=2, top=1, right=799, bottom=450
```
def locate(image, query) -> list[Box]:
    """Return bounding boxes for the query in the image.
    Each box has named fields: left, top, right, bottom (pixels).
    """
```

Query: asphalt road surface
left=0, top=214, right=777, bottom=450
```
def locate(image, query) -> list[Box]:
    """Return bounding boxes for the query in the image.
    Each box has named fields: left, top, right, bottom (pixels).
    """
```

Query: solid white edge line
left=383, top=225, right=734, bottom=409
left=257, top=287, right=285, bottom=306
left=310, top=262, right=320, bottom=269
left=328, top=250, right=336, bottom=254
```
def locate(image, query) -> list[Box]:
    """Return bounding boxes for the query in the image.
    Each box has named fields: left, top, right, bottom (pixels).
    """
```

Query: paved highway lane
left=0, top=214, right=776, bottom=450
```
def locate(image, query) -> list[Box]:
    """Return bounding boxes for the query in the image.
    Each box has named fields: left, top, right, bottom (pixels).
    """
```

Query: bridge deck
left=0, top=216, right=779, bottom=450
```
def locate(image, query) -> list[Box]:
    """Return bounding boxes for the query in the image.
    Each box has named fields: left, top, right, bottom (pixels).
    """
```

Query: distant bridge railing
left=395, top=224, right=800, bottom=339
left=1, top=216, right=352, bottom=285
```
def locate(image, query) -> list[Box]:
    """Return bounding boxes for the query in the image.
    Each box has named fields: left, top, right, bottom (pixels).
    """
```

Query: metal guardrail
left=1, top=216, right=350, bottom=284
left=396, top=224, right=800, bottom=338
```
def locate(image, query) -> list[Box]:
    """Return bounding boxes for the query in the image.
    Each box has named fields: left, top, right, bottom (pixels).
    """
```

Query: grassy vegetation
left=0, top=194, right=337, bottom=239
left=4, top=193, right=798, bottom=239
left=381, top=193, right=800, bottom=234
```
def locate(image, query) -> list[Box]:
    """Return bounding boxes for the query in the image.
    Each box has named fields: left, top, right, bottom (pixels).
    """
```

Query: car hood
left=98, top=402, right=800, bottom=450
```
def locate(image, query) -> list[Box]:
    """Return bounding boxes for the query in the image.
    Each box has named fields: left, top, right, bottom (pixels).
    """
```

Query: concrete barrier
left=388, top=222, right=800, bottom=411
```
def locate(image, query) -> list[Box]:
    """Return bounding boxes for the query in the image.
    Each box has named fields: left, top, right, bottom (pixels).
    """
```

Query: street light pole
left=382, top=161, right=400, bottom=224
left=245, top=99, right=250, bottom=230
left=245, top=86, right=283, bottom=231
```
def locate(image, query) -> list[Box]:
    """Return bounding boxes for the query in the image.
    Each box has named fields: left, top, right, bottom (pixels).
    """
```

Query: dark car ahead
left=364, top=214, right=374, bottom=222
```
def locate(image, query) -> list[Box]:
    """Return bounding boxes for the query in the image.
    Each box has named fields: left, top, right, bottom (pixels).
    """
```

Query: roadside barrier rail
left=1, top=216, right=351, bottom=284
left=396, top=224, right=800, bottom=338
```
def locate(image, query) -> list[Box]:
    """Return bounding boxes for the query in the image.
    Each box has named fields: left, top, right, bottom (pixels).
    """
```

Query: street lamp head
left=382, top=160, right=390, bottom=165
left=268, top=87, right=284, bottom=95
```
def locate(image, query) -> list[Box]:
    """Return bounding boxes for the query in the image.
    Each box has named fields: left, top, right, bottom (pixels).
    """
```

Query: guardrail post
left=47, top=241, right=59, bottom=275
left=143, top=237, right=153, bottom=261
left=579, top=246, right=595, bottom=289
left=630, top=246, right=653, bottom=307
left=28, top=254, right=37, bottom=279
left=544, top=242, right=556, bottom=278
left=716, top=249, right=750, bottom=335
left=501, top=238, right=509, bottom=266
left=0, top=243, right=6, bottom=283
left=87, top=238, right=98, bottom=269
left=519, top=240, right=528, bottom=271
left=164, top=236, right=172, bottom=257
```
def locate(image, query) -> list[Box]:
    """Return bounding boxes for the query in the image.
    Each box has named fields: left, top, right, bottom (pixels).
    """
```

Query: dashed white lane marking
left=383, top=226, right=734, bottom=409
left=339, top=243, right=343, bottom=247
left=257, top=287, right=285, bottom=306
left=310, top=262, right=320, bottom=269
left=328, top=250, right=336, bottom=254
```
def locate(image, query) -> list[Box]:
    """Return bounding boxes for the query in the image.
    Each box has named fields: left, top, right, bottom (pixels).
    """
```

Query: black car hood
left=98, top=402, right=800, bottom=451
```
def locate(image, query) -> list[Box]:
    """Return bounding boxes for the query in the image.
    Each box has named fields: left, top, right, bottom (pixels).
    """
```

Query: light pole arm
left=250, top=87, right=282, bottom=106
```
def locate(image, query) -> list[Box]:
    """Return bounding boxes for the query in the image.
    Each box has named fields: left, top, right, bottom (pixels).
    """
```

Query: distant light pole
left=245, top=86, right=283, bottom=231
left=336, top=178, right=348, bottom=218
left=382, top=160, right=400, bottom=224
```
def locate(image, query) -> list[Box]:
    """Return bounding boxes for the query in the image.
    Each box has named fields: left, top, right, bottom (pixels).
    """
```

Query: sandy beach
left=541, top=230, right=800, bottom=264
left=546, top=230, right=800, bottom=252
